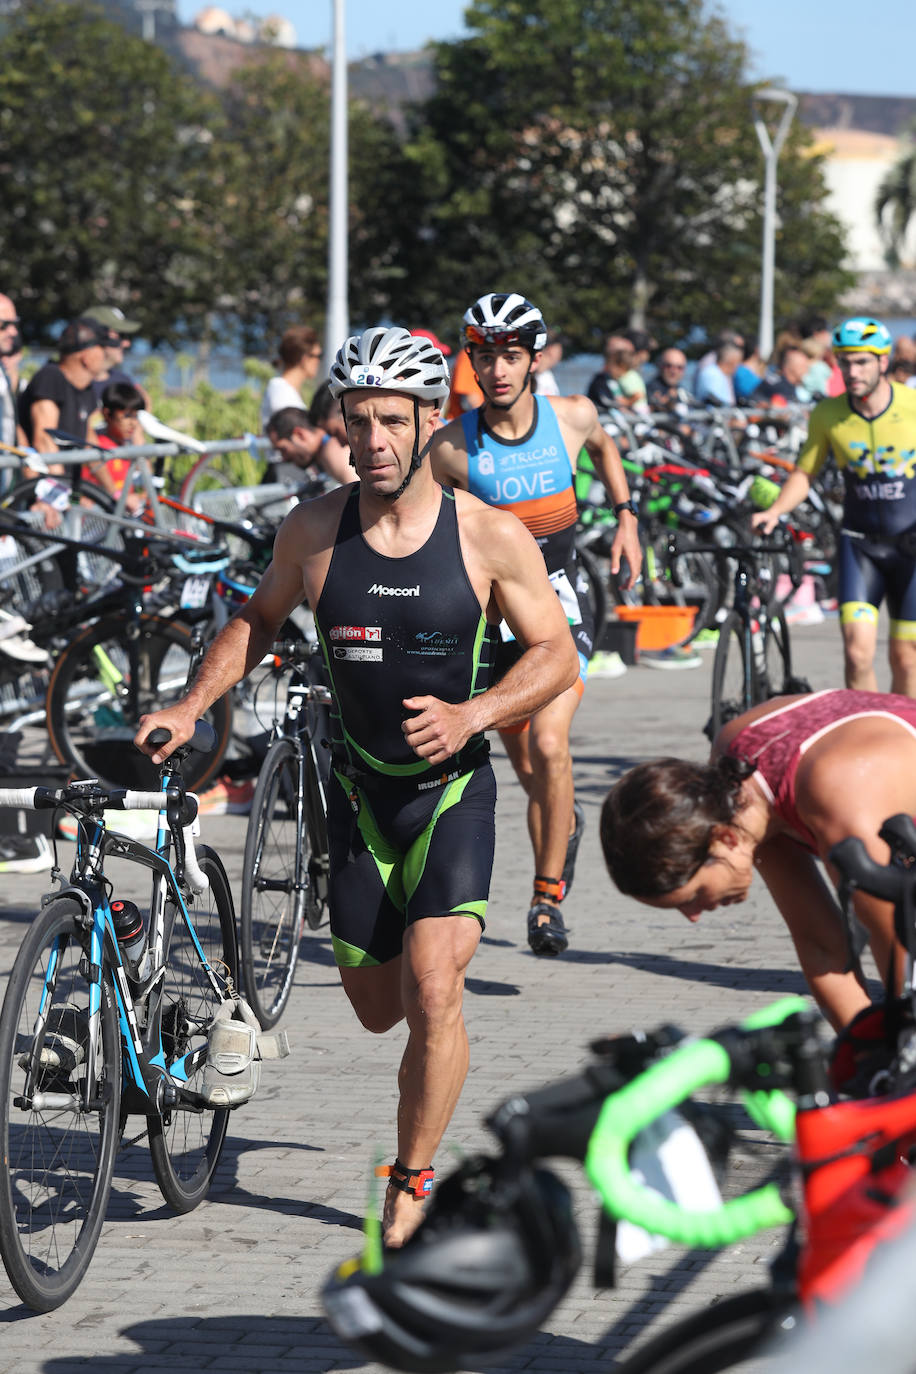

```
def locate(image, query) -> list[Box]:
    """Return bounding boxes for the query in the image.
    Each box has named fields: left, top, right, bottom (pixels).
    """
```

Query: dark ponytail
left=600, top=755, right=754, bottom=899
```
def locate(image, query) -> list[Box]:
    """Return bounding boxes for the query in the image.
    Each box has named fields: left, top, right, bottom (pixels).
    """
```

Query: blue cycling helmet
left=832, top=318, right=892, bottom=355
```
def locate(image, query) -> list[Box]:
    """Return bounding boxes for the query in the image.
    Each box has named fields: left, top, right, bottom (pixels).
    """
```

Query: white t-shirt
left=535, top=368, right=561, bottom=396
left=259, top=376, right=305, bottom=432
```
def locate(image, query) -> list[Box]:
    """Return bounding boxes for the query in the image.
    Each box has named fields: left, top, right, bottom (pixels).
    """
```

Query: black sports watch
left=613, top=500, right=637, bottom=518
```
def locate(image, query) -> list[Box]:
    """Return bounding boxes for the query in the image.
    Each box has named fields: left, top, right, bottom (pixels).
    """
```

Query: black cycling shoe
left=527, top=901, right=569, bottom=957
left=561, top=801, right=586, bottom=898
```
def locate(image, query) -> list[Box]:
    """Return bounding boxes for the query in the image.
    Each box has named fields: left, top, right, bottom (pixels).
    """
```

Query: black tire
left=709, top=611, right=755, bottom=741
left=0, top=898, right=122, bottom=1311
left=147, top=847, right=238, bottom=1213
left=45, top=615, right=231, bottom=793
left=575, top=544, right=609, bottom=659
left=615, top=1285, right=799, bottom=1374
left=240, top=737, right=306, bottom=1030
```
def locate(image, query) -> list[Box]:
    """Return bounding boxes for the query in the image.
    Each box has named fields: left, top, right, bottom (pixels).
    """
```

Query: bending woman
left=600, top=689, right=916, bottom=1030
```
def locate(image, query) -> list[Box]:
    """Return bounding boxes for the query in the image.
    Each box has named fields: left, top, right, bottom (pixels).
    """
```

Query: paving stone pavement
left=0, top=616, right=882, bottom=1372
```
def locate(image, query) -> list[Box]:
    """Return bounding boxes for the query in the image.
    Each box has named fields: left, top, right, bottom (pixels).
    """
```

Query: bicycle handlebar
left=584, top=996, right=811, bottom=1247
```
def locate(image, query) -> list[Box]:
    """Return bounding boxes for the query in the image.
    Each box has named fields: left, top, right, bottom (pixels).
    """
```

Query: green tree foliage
left=397, top=0, right=853, bottom=349
left=215, top=51, right=419, bottom=349
left=876, top=121, right=916, bottom=268
left=0, top=1, right=228, bottom=345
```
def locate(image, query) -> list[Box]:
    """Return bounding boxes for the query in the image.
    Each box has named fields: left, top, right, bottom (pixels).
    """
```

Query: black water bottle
left=111, top=900, right=149, bottom=978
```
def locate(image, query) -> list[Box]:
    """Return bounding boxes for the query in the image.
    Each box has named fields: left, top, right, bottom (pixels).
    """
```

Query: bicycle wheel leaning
left=45, top=614, right=231, bottom=793
left=614, top=1285, right=799, bottom=1374
left=240, top=737, right=306, bottom=1031
left=708, top=611, right=755, bottom=740
left=0, top=898, right=122, bottom=1311
left=148, top=847, right=238, bottom=1213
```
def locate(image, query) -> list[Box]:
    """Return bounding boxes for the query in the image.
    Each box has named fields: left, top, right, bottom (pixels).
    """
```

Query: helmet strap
left=383, top=397, right=425, bottom=502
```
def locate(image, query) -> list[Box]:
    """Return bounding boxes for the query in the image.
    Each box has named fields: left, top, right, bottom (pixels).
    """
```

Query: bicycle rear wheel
left=148, top=848, right=238, bottom=1213
left=615, top=1285, right=799, bottom=1374
left=0, top=898, right=122, bottom=1311
left=240, top=737, right=306, bottom=1030
left=45, top=614, right=231, bottom=792
left=708, top=611, right=755, bottom=741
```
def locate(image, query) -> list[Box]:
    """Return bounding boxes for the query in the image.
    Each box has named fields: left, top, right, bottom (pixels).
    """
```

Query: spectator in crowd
left=533, top=329, right=564, bottom=395
left=81, top=305, right=150, bottom=409
left=890, top=336, right=916, bottom=386
left=84, top=379, right=146, bottom=511
left=694, top=340, right=743, bottom=407
left=622, top=328, right=655, bottom=372
left=259, top=325, right=323, bottom=431
left=733, top=340, right=766, bottom=400
left=0, top=293, right=26, bottom=466
left=20, top=317, right=110, bottom=462
left=444, top=340, right=484, bottom=419
left=797, top=314, right=840, bottom=397
left=587, top=335, right=648, bottom=412
left=696, top=328, right=744, bottom=374
left=308, top=378, right=351, bottom=472
left=264, top=405, right=352, bottom=487
left=646, top=347, right=692, bottom=411
left=751, top=338, right=811, bottom=405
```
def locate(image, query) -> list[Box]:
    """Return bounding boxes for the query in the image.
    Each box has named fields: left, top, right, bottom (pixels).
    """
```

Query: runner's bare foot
left=382, top=1183, right=428, bottom=1248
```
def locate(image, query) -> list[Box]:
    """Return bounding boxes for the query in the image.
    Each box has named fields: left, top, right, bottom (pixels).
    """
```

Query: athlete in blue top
left=431, top=292, right=641, bottom=956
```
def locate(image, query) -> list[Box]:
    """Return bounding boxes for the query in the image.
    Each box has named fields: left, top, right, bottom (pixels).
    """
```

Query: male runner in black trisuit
left=136, top=326, right=578, bottom=1248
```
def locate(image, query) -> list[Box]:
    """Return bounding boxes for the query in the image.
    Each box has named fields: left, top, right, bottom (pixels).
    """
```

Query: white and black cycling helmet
left=462, top=293, right=548, bottom=353
left=323, top=1157, right=581, bottom=1374
left=328, top=325, right=450, bottom=403
left=328, top=326, right=449, bottom=498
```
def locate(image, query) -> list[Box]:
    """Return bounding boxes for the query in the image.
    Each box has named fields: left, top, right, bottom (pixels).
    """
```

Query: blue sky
left=176, top=1, right=907, bottom=96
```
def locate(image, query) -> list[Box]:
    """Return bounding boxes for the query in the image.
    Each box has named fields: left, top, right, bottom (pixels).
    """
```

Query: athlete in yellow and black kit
left=752, top=317, right=916, bottom=695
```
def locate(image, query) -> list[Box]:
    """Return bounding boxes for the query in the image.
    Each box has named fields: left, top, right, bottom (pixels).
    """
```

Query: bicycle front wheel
left=709, top=611, right=755, bottom=741
left=240, top=737, right=306, bottom=1030
left=148, top=848, right=239, bottom=1213
left=46, top=615, right=231, bottom=792
left=615, top=1285, right=799, bottom=1374
left=0, top=898, right=122, bottom=1311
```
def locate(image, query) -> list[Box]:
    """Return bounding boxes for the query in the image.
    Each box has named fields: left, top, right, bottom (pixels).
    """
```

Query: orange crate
left=613, top=604, right=697, bottom=651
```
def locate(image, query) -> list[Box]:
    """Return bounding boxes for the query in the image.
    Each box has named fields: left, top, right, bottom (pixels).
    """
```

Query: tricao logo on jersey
left=329, top=626, right=381, bottom=642
left=368, top=583, right=420, bottom=596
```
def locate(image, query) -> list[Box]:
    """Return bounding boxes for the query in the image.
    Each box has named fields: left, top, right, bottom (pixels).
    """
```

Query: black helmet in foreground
left=322, top=1155, right=581, bottom=1373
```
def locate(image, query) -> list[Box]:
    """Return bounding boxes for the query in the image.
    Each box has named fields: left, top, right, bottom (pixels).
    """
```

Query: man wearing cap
left=81, top=306, right=149, bottom=409
left=20, top=318, right=110, bottom=460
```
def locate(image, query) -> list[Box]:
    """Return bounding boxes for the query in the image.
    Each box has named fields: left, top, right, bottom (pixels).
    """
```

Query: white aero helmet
left=328, top=326, right=450, bottom=404
left=462, top=293, right=548, bottom=352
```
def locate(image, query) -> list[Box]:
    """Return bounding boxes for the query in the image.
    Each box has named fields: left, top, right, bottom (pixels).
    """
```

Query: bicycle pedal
left=257, top=1029, right=290, bottom=1061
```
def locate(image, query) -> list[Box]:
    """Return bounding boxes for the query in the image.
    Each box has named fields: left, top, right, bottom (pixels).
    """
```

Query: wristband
left=613, top=500, right=637, bottom=518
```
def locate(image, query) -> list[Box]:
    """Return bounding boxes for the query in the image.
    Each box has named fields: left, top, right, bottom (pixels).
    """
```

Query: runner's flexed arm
left=402, top=499, right=579, bottom=766
left=551, top=393, right=642, bottom=589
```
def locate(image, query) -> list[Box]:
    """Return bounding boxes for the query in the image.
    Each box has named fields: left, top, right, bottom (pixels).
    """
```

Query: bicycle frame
left=33, top=779, right=228, bottom=1122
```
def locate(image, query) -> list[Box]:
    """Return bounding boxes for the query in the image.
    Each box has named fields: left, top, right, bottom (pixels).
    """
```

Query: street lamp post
left=324, top=0, right=349, bottom=367
left=752, top=87, right=797, bottom=362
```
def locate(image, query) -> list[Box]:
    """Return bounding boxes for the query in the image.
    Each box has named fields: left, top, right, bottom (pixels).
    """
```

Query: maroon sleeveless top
left=725, top=689, right=916, bottom=852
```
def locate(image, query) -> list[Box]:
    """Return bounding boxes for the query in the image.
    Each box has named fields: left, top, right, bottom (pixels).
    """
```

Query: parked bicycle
left=664, top=530, right=811, bottom=740
left=239, top=639, right=332, bottom=1030
left=0, top=722, right=240, bottom=1311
